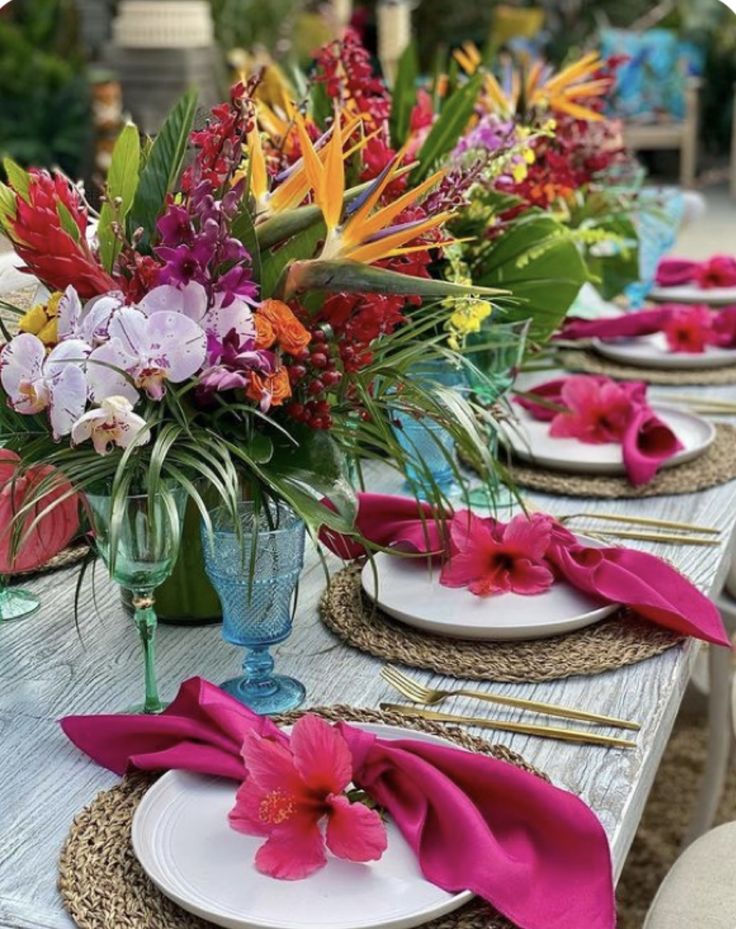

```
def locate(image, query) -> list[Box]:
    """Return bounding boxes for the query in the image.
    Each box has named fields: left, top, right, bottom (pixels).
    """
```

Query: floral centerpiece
left=0, top=75, right=503, bottom=617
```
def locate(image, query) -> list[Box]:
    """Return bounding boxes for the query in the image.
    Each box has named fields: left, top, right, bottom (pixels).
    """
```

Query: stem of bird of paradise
left=132, top=590, right=164, bottom=714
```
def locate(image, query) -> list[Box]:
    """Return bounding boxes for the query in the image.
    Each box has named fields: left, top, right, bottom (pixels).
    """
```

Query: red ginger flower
left=8, top=170, right=115, bottom=299
left=229, top=713, right=387, bottom=879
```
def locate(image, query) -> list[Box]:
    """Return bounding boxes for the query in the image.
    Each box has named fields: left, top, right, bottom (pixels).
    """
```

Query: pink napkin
left=61, top=676, right=616, bottom=929
left=515, top=376, right=684, bottom=486
left=557, top=306, right=736, bottom=351
left=321, top=494, right=729, bottom=646
left=657, top=256, right=736, bottom=289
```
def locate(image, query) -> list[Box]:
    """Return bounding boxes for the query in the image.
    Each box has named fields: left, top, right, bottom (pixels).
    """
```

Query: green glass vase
left=154, top=496, right=222, bottom=625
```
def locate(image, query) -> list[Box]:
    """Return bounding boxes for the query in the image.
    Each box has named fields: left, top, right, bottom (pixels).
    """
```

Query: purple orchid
left=197, top=328, right=276, bottom=403
left=1, top=333, right=89, bottom=439
left=87, top=307, right=207, bottom=403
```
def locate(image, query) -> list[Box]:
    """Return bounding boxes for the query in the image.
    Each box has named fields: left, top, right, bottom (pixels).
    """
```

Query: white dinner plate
left=501, top=402, right=714, bottom=475
left=361, top=551, right=617, bottom=640
left=592, top=332, right=736, bottom=370
left=649, top=283, right=736, bottom=306
left=132, top=723, right=474, bottom=929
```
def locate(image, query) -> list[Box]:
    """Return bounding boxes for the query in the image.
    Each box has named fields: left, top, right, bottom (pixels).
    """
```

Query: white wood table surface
left=1, top=378, right=736, bottom=929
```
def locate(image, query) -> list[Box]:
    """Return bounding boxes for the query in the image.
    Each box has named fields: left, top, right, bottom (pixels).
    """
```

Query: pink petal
left=440, top=547, right=493, bottom=589
left=448, top=510, right=492, bottom=554
left=468, top=565, right=511, bottom=596
left=290, top=714, right=353, bottom=795
left=502, top=514, right=552, bottom=562
left=326, top=795, right=387, bottom=862
left=509, top=559, right=555, bottom=595
left=240, top=730, right=303, bottom=793
left=559, top=375, right=602, bottom=414
left=254, top=822, right=326, bottom=880
left=549, top=412, right=588, bottom=439
left=228, top=778, right=272, bottom=837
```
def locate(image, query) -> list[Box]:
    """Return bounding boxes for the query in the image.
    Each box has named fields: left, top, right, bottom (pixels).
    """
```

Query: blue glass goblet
left=390, top=359, right=466, bottom=501
left=625, top=186, right=684, bottom=308
left=201, top=501, right=306, bottom=715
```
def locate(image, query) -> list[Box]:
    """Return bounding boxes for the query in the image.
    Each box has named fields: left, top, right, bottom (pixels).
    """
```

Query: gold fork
left=381, top=703, right=637, bottom=749
left=380, top=666, right=640, bottom=731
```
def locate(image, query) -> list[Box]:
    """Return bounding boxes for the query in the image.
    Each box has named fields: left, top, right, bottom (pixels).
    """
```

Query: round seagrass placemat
left=558, top=348, right=736, bottom=385
left=58, top=705, right=544, bottom=929
left=499, top=422, right=736, bottom=499
left=13, top=542, right=91, bottom=578
left=320, top=565, right=682, bottom=683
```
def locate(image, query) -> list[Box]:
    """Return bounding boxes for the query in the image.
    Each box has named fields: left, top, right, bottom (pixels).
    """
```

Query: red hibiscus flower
left=548, top=376, right=634, bottom=444
left=663, top=304, right=715, bottom=353
left=229, top=713, right=387, bottom=880
left=441, top=511, right=555, bottom=597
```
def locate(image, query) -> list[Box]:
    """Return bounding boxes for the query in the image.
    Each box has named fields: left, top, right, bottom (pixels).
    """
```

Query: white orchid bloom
left=71, top=396, right=151, bottom=455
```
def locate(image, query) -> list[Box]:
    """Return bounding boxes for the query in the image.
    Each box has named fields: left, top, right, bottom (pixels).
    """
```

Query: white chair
left=643, top=820, right=736, bottom=928
left=682, top=587, right=734, bottom=847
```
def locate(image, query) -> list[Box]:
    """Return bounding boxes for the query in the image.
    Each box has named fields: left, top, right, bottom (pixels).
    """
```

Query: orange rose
left=258, top=299, right=311, bottom=356
left=254, top=314, right=276, bottom=349
left=245, top=368, right=292, bottom=408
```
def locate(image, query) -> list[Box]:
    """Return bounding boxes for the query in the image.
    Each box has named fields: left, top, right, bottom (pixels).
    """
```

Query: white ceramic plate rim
left=361, top=541, right=619, bottom=641
left=592, top=334, right=736, bottom=370
left=132, top=723, right=474, bottom=929
left=502, top=402, right=715, bottom=474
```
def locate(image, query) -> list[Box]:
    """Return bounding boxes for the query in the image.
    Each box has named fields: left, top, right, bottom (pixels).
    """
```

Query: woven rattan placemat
left=14, top=542, right=91, bottom=578
left=558, top=348, right=736, bottom=385
left=320, top=565, right=681, bottom=683
left=58, top=706, right=545, bottom=929
left=502, top=422, right=736, bottom=499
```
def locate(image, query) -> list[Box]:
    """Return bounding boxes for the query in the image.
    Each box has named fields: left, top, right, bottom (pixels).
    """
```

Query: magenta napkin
left=657, top=255, right=736, bottom=289
left=61, top=677, right=616, bottom=929
left=557, top=307, right=673, bottom=342
left=321, top=494, right=729, bottom=646
left=515, top=376, right=683, bottom=486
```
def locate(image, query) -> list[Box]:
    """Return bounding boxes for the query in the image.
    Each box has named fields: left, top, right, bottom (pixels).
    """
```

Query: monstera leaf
left=474, top=213, right=588, bottom=345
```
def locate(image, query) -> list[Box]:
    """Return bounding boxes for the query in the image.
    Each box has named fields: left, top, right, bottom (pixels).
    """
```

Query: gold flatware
left=381, top=666, right=640, bottom=731
left=582, top=528, right=719, bottom=547
left=555, top=511, right=720, bottom=535
left=653, top=393, right=736, bottom=412
left=380, top=703, right=637, bottom=749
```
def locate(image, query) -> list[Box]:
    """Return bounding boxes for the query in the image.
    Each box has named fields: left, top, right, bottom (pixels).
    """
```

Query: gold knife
left=380, top=703, right=637, bottom=749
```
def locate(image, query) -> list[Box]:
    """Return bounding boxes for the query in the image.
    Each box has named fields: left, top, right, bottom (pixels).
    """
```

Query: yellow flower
left=18, top=291, right=62, bottom=345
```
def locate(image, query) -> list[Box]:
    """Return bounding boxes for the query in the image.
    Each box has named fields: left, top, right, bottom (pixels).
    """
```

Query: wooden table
left=1, top=380, right=735, bottom=929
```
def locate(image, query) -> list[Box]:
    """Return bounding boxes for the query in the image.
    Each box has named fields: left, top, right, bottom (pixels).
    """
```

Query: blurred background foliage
left=0, top=0, right=91, bottom=176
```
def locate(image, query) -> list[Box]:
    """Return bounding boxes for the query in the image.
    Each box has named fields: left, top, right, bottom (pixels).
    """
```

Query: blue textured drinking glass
left=625, top=186, right=684, bottom=308
left=390, top=359, right=466, bottom=500
left=201, top=501, right=306, bottom=715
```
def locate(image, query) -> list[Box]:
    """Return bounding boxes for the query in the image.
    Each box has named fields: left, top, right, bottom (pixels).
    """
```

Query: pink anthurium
left=229, top=713, right=387, bottom=880
left=441, top=511, right=555, bottom=597
left=0, top=449, right=79, bottom=574
left=0, top=333, right=90, bottom=439
left=87, top=307, right=207, bottom=402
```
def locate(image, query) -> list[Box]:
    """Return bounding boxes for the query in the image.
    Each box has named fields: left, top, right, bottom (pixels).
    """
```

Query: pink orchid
left=548, top=375, right=633, bottom=444
left=662, top=304, right=715, bottom=353
left=229, top=713, right=387, bottom=880
left=694, top=255, right=736, bottom=289
left=441, top=511, right=555, bottom=597
left=87, top=307, right=207, bottom=402
left=0, top=333, right=89, bottom=439
left=71, top=396, right=151, bottom=455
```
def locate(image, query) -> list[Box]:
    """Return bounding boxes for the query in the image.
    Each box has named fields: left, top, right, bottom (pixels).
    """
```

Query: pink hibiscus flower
left=694, top=255, right=736, bottom=289
left=229, top=714, right=387, bottom=880
left=441, top=511, right=555, bottom=597
left=662, top=304, right=715, bottom=353
left=548, top=376, right=634, bottom=444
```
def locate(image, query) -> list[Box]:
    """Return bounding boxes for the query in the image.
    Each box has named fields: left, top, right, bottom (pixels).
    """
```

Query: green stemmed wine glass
left=86, top=486, right=187, bottom=714
left=464, top=319, right=531, bottom=511
left=0, top=575, right=40, bottom=622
